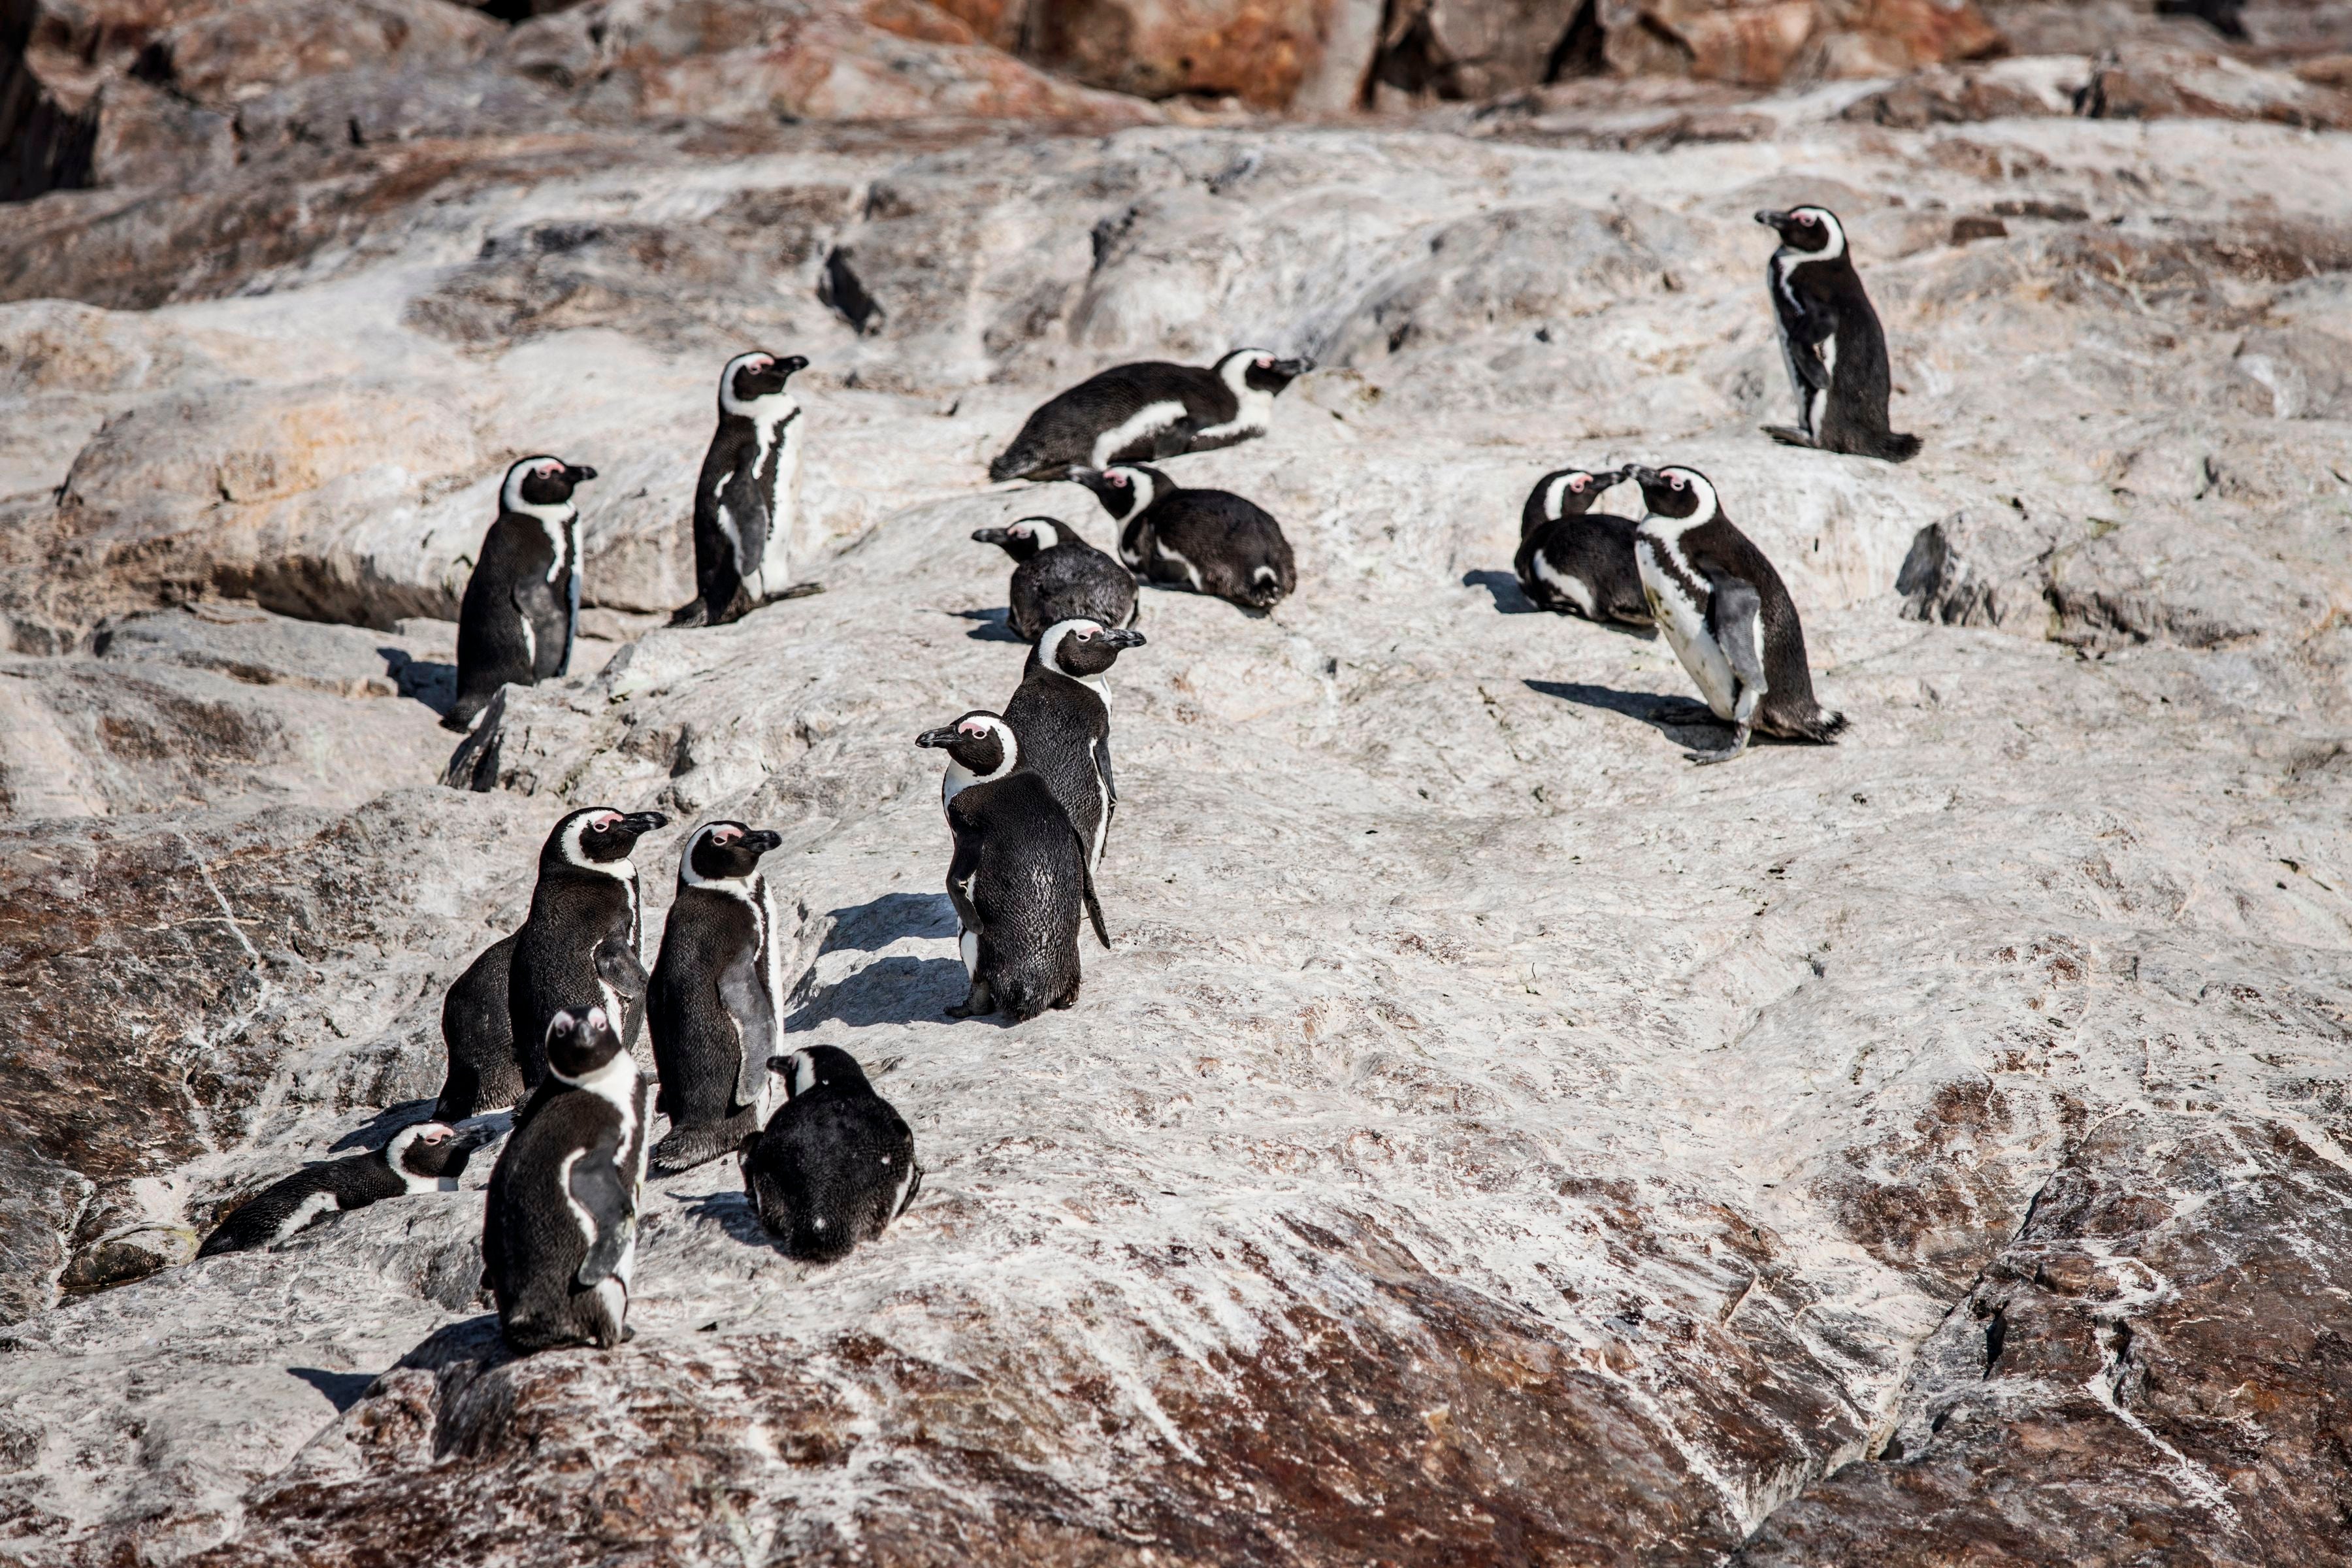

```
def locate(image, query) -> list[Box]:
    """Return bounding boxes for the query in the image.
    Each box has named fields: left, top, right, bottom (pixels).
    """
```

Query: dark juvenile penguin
left=198, top=1121, right=493, bottom=1258
left=508, top=807, right=668, bottom=1092
left=1629, top=464, right=1845, bottom=765
left=989, top=349, right=1311, bottom=482
left=1074, top=464, right=1295, bottom=612
left=1514, top=466, right=1651, bottom=627
left=740, top=1045, right=921, bottom=1262
left=447, top=455, right=598, bottom=731
left=1003, top=618, right=1145, bottom=874
left=1754, top=206, right=1919, bottom=462
left=483, top=1006, right=649, bottom=1353
left=915, top=711, right=1106, bottom=1022
left=647, top=821, right=788, bottom=1173
left=433, top=930, right=519, bottom=1121
left=972, top=517, right=1137, bottom=643
left=673, top=350, right=821, bottom=627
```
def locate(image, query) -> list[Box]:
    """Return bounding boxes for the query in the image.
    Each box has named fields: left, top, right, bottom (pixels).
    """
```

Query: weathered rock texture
left=2, top=25, right=2351, bottom=1568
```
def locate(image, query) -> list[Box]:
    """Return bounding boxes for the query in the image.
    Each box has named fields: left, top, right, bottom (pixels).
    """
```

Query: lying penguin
left=741, top=1045, right=921, bottom=1262
left=1073, top=464, right=1295, bottom=612
left=972, top=517, right=1136, bottom=643
left=1627, top=463, right=1846, bottom=765
left=990, top=350, right=1309, bottom=482
left=1514, top=465, right=1650, bottom=627
left=198, top=1121, right=493, bottom=1258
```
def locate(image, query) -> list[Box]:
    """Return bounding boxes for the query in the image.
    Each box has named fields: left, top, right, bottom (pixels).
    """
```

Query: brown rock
left=1600, top=0, right=2001, bottom=86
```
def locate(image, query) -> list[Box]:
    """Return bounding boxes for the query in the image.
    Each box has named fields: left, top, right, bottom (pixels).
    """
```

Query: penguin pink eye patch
left=958, top=720, right=990, bottom=736
left=589, top=811, right=621, bottom=830
left=710, top=826, right=740, bottom=843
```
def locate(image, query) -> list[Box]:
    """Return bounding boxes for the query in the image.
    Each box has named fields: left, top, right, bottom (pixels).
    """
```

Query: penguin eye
left=1669, top=475, right=1686, bottom=491
left=1797, top=212, right=1817, bottom=225
left=1110, top=476, right=1128, bottom=488
left=1256, top=357, right=1271, bottom=368
left=1569, top=475, right=1588, bottom=491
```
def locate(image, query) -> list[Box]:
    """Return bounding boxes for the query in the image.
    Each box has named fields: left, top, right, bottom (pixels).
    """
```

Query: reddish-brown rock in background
left=1598, top=0, right=2003, bottom=86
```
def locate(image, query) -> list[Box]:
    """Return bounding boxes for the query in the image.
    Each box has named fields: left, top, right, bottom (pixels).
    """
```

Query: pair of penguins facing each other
left=444, top=350, right=817, bottom=732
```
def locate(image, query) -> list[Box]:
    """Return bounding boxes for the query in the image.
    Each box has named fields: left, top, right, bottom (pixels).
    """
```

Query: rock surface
left=3, top=24, right=2351, bottom=1568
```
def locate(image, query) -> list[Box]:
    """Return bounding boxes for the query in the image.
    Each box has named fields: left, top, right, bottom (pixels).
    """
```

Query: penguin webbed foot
left=1685, top=725, right=1752, bottom=766
left=946, top=979, right=994, bottom=1019
left=1650, top=698, right=1722, bottom=726
left=1762, top=425, right=1816, bottom=449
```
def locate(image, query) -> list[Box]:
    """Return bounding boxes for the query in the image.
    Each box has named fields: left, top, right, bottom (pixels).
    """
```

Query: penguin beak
left=1100, top=627, right=1147, bottom=650
left=1627, top=465, right=1663, bottom=487
left=740, top=829, right=783, bottom=854
left=915, top=726, right=961, bottom=749
left=1592, top=466, right=1629, bottom=488
left=563, top=465, right=597, bottom=485
left=447, top=1124, right=498, bottom=1155
left=971, top=527, right=1011, bottom=546
left=1755, top=209, right=1791, bottom=235
left=779, top=355, right=809, bottom=376
left=1271, top=357, right=1313, bottom=378
left=619, top=811, right=668, bottom=836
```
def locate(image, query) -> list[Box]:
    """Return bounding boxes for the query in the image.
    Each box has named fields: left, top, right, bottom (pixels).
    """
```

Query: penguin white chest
left=1637, top=537, right=1738, bottom=721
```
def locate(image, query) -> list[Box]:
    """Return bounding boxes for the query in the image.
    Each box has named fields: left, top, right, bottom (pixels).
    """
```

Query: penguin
left=1073, top=465, right=1295, bottom=612
left=646, top=821, right=789, bottom=1174
left=1754, top=206, right=1919, bottom=462
left=988, top=349, right=1312, bottom=482
left=433, top=931, right=519, bottom=1121
left=197, top=1121, right=493, bottom=1258
left=1627, top=464, right=1846, bottom=765
left=508, top=806, right=669, bottom=1092
left=446, top=455, right=598, bottom=732
left=672, top=350, right=823, bottom=628
left=483, top=1006, right=649, bottom=1353
left=740, top=1045, right=921, bottom=1262
left=1513, top=466, right=1652, bottom=627
left=914, top=711, right=1107, bottom=1022
left=1002, top=618, right=1145, bottom=874
left=970, top=516, right=1137, bottom=643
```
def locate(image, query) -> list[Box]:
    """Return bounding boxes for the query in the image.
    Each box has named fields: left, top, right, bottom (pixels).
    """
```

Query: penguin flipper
left=595, top=932, right=651, bottom=1004
left=1083, top=861, right=1110, bottom=950
left=1707, top=576, right=1769, bottom=698
left=715, top=955, right=774, bottom=1110
left=559, top=566, right=581, bottom=678
left=569, top=1145, right=636, bottom=1288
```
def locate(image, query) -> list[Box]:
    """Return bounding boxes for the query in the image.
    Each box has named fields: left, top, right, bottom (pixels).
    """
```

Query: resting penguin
left=972, top=517, right=1137, bottom=643
left=740, top=1045, right=921, bottom=1262
left=915, top=711, right=1106, bottom=1021
left=447, top=455, right=598, bottom=732
left=1514, top=466, right=1651, bottom=627
left=1754, top=206, right=1919, bottom=462
left=1073, top=464, right=1295, bottom=612
left=1003, top=618, right=1145, bottom=874
left=508, top=806, right=669, bottom=1092
left=483, top=1006, right=649, bottom=1353
left=1628, top=464, right=1846, bottom=765
left=989, top=349, right=1311, bottom=482
left=197, top=1122, right=493, bottom=1258
left=672, top=350, right=823, bottom=627
left=646, top=821, right=788, bottom=1173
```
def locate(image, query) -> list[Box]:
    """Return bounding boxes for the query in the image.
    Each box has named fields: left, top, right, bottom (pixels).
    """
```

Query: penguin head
left=1217, top=348, right=1311, bottom=396
left=915, top=710, right=1017, bottom=781
left=721, top=350, right=808, bottom=416
left=971, top=517, right=1064, bottom=562
left=1755, top=206, right=1846, bottom=261
left=1627, top=465, right=1721, bottom=529
left=767, top=1045, right=870, bottom=1100
left=546, top=806, right=670, bottom=874
left=1072, top=465, right=1166, bottom=522
left=681, top=820, right=782, bottom=886
left=385, top=1120, right=493, bottom=1181
left=1034, top=618, right=1146, bottom=681
left=1539, top=466, right=1625, bottom=523
left=501, top=455, right=597, bottom=515
left=544, top=1006, right=627, bottom=1082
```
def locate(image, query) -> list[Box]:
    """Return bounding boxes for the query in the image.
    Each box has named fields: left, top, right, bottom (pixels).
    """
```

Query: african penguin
left=646, top=821, right=789, bottom=1174
left=672, top=350, right=823, bottom=627
left=1628, top=464, right=1846, bottom=765
left=972, top=517, right=1137, bottom=644
left=1754, top=206, right=1919, bottom=462
left=740, top=1045, right=921, bottom=1262
left=447, top=455, right=598, bottom=732
left=1513, top=466, right=1652, bottom=627
left=988, top=349, right=1311, bottom=482
left=434, top=930, right=520, bottom=1121
left=1003, top=618, right=1145, bottom=875
left=915, top=711, right=1107, bottom=1022
left=508, top=806, right=668, bottom=1092
left=197, top=1121, right=493, bottom=1258
left=483, top=1006, right=650, bottom=1353
left=1074, top=464, right=1295, bottom=612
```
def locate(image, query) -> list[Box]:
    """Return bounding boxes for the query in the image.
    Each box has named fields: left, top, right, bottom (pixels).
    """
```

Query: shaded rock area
left=3, top=15, right=2351, bottom=1568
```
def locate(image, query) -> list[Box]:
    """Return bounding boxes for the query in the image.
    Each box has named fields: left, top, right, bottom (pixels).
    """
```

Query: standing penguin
left=433, top=930, right=520, bottom=1121
left=914, top=712, right=1106, bottom=1021
left=1628, top=464, right=1845, bottom=765
left=971, top=517, right=1137, bottom=642
left=1754, top=206, right=1919, bottom=462
left=197, top=1122, right=493, bottom=1258
left=483, top=1006, right=649, bottom=1353
left=447, top=455, right=598, bottom=732
left=508, top=806, right=669, bottom=1092
left=646, top=821, right=788, bottom=1174
left=1003, top=618, right=1145, bottom=874
left=1514, top=466, right=1651, bottom=627
left=989, top=350, right=1311, bottom=482
left=1073, top=465, right=1295, bottom=612
left=673, top=350, right=821, bottom=627
left=740, top=1045, right=921, bottom=1261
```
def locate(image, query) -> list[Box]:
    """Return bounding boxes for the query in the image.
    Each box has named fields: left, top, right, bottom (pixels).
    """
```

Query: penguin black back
left=1002, top=619, right=1145, bottom=874
left=198, top=1121, right=490, bottom=1258
left=741, top=1045, right=921, bottom=1262
left=507, top=807, right=668, bottom=1090
left=988, top=350, right=1310, bottom=482
left=448, top=455, right=598, bottom=731
left=1754, top=206, right=1918, bottom=463
left=1512, top=466, right=1650, bottom=627
left=971, top=517, right=1137, bottom=643
left=647, top=820, right=787, bottom=1174
left=435, top=930, right=519, bottom=1120
left=1075, top=464, right=1296, bottom=612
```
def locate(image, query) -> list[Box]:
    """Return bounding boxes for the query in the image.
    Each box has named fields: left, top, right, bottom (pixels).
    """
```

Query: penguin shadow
left=392, top=1313, right=515, bottom=1379
left=382, top=648, right=458, bottom=717
left=948, top=608, right=1026, bottom=644
left=327, top=1099, right=441, bottom=1152
left=1466, top=571, right=1656, bottom=640
left=787, top=892, right=969, bottom=1029
left=1526, top=681, right=1741, bottom=747
left=680, top=1188, right=772, bottom=1249
left=287, top=1366, right=382, bottom=1413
